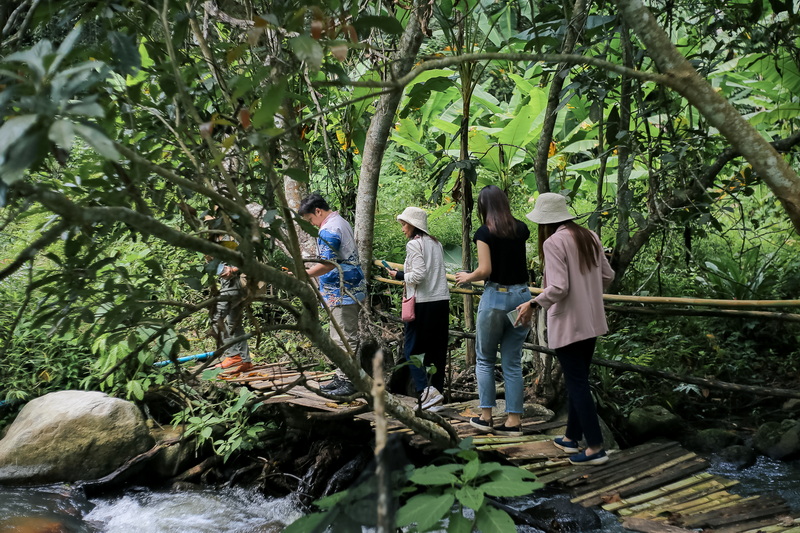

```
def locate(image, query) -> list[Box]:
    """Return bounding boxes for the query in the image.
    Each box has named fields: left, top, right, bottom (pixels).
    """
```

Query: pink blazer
left=533, top=225, right=615, bottom=349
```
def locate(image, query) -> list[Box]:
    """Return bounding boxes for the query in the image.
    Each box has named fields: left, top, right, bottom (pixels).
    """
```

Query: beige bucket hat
left=526, top=193, right=577, bottom=224
left=397, top=206, right=429, bottom=234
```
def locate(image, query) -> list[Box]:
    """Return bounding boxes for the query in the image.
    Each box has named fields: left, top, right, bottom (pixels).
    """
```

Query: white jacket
left=403, top=235, right=450, bottom=303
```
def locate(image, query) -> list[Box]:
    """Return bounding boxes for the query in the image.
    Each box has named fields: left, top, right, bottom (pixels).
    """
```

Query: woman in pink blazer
left=516, top=193, right=614, bottom=465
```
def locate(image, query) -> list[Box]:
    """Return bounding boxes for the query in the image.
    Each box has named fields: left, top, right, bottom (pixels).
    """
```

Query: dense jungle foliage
left=0, top=0, right=799, bottom=465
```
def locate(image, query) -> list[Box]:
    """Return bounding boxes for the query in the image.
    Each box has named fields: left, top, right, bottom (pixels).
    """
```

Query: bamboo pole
left=373, top=259, right=800, bottom=308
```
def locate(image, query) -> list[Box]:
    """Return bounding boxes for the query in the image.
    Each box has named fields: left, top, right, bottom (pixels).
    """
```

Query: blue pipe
left=153, top=351, right=214, bottom=368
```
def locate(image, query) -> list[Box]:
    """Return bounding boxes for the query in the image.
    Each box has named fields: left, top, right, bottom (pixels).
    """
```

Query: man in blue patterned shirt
left=299, top=193, right=366, bottom=397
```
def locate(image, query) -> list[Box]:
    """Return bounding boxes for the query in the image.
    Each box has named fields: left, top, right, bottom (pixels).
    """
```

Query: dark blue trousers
left=555, top=337, right=603, bottom=447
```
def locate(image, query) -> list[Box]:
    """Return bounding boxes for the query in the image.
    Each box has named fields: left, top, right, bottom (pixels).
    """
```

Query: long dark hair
left=477, top=185, right=518, bottom=239
left=538, top=220, right=600, bottom=274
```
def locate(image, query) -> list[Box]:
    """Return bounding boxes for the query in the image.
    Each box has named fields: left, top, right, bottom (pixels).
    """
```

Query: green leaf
left=474, top=505, right=516, bottom=533
left=0, top=115, right=39, bottom=158
left=490, top=465, right=539, bottom=483
left=352, top=15, right=403, bottom=36
left=476, top=462, right=505, bottom=477
left=315, top=488, right=351, bottom=509
left=446, top=513, right=473, bottom=533
left=282, top=512, right=331, bottom=533
left=455, top=485, right=484, bottom=511
left=66, top=99, right=106, bottom=118
left=410, top=464, right=461, bottom=485
left=72, top=123, right=119, bottom=160
left=283, top=168, right=308, bottom=183
left=396, top=493, right=454, bottom=530
left=290, top=35, right=323, bottom=72
left=107, top=31, right=141, bottom=76
left=48, top=120, right=75, bottom=151
left=460, top=457, right=480, bottom=483
left=6, top=39, right=53, bottom=80
left=480, top=479, right=541, bottom=497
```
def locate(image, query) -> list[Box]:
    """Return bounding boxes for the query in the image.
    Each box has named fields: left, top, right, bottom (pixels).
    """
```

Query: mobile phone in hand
left=381, top=260, right=391, bottom=269
left=507, top=309, right=520, bottom=326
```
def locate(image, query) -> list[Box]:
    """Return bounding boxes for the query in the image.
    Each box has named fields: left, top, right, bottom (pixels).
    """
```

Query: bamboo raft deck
left=221, top=363, right=800, bottom=532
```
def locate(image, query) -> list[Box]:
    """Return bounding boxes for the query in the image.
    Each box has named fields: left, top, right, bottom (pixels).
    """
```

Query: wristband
left=529, top=300, right=537, bottom=309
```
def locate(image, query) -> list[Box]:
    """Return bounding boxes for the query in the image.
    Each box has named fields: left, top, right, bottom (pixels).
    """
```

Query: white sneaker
left=420, top=386, right=444, bottom=410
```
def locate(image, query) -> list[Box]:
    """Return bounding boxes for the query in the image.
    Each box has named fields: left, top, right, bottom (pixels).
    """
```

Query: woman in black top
left=455, top=185, right=532, bottom=436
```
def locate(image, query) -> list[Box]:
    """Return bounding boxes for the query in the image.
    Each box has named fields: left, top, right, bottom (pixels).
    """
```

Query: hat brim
left=525, top=211, right=576, bottom=224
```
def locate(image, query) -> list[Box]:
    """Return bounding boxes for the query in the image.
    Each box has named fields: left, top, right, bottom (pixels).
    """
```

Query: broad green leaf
left=446, top=513, right=473, bottom=533
left=52, top=26, right=83, bottom=74
left=72, top=123, right=119, bottom=160
left=107, top=31, right=142, bottom=76
left=475, top=505, right=517, bottom=533
left=481, top=479, right=541, bottom=497
left=352, top=15, right=403, bottom=36
left=455, top=485, right=484, bottom=510
left=410, top=464, right=461, bottom=485
left=282, top=512, right=330, bottom=533
left=0, top=129, right=47, bottom=184
left=0, top=115, right=39, bottom=157
left=476, top=462, right=505, bottom=477
left=5, top=39, right=53, bottom=80
left=396, top=493, right=454, bottom=530
left=290, top=35, right=323, bottom=72
left=460, top=457, right=480, bottom=483
left=315, top=488, right=351, bottom=509
left=66, top=100, right=105, bottom=118
left=490, top=466, right=539, bottom=483
left=560, top=140, right=600, bottom=154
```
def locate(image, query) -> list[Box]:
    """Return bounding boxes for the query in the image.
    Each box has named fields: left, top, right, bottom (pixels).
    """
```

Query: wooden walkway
left=221, top=363, right=800, bottom=533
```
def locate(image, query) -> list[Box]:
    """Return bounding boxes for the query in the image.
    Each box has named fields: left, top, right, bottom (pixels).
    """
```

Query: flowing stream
left=1, top=455, right=799, bottom=532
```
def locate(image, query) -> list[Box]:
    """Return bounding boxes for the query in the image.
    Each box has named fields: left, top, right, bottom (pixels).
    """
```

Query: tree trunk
left=615, top=0, right=800, bottom=235
left=354, top=0, right=428, bottom=280
left=533, top=0, right=588, bottom=194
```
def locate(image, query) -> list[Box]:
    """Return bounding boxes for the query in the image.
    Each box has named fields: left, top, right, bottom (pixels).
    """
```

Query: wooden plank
left=488, top=440, right=566, bottom=461
left=603, top=473, right=716, bottom=511
left=680, top=498, right=790, bottom=529
left=615, top=478, right=737, bottom=515
left=577, top=456, right=710, bottom=507
left=570, top=443, right=698, bottom=491
left=714, top=516, right=797, bottom=533
left=621, top=517, right=696, bottom=533
left=570, top=452, right=699, bottom=505
left=537, top=441, right=674, bottom=485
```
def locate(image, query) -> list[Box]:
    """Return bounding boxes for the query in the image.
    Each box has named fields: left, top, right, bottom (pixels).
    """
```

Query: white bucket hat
left=526, top=193, right=576, bottom=224
left=397, top=206, right=429, bottom=234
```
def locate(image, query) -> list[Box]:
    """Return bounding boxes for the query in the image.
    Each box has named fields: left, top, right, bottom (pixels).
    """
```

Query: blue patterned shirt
left=316, top=212, right=366, bottom=306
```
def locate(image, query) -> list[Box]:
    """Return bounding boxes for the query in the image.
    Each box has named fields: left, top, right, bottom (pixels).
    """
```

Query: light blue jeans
left=475, top=282, right=531, bottom=414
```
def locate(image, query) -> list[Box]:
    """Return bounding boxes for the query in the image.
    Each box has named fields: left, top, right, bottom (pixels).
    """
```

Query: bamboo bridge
left=218, top=362, right=800, bottom=533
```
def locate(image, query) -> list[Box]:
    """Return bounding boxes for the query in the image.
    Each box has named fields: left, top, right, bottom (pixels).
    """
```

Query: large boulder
left=686, top=428, right=740, bottom=454
left=0, top=390, right=154, bottom=484
left=753, top=419, right=800, bottom=460
left=522, top=495, right=602, bottom=532
left=627, top=405, right=683, bottom=442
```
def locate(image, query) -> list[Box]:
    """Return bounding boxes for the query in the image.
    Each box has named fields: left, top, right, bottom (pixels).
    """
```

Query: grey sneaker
left=420, top=386, right=444, bottom=410
left=328, top=380, right=357, bottom=397
left=320, top=375, right=343, bottom=392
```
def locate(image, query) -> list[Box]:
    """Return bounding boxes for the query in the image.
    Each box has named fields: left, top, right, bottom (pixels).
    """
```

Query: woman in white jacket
left=386, top=207, right=451, bottom=410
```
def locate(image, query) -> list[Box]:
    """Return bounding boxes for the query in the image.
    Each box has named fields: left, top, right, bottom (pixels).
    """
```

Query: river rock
left=686, top=428, right=740, bottom=453
left=717, top=445, right=757, bottom=469
left=522, top=495, right=602, bottom=532
left=0, top=390, right=153, bottom=484
left=627, top=405, right=682, bottom=442
left=753, top=419, right=800, bottom=460
left=782, top=398, right=800, bottom=414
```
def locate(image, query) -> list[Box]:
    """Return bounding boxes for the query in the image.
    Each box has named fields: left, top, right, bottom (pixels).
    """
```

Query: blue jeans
left=475, top=283, right=531, bottom=414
